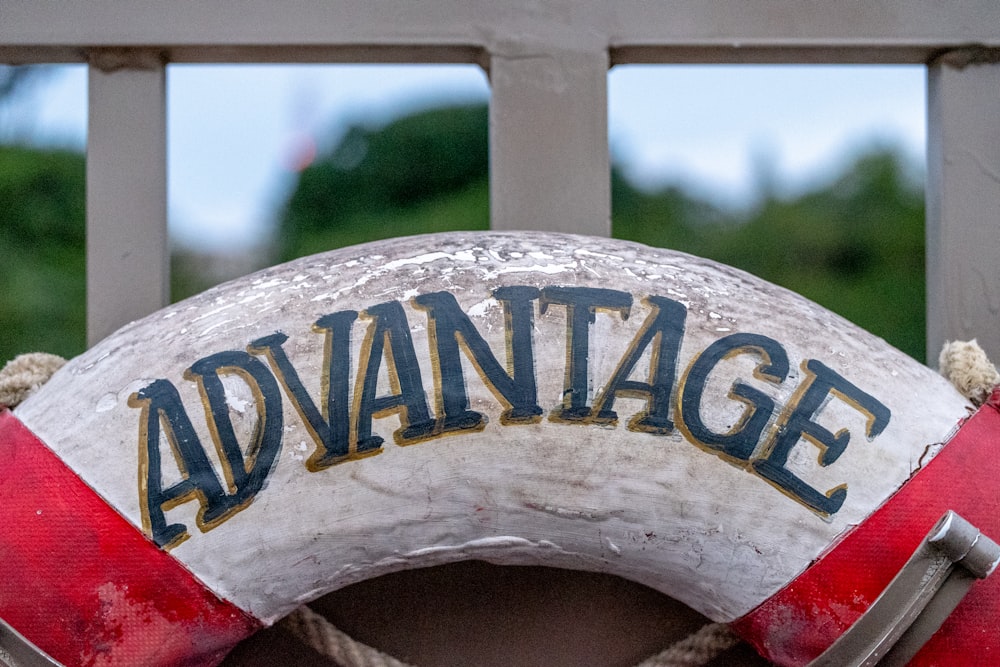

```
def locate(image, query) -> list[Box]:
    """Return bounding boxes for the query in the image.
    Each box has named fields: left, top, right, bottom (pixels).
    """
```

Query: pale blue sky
left=0, top=63, right=925, bottom=251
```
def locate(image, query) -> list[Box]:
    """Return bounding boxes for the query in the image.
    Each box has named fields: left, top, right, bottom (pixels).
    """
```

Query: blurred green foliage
left=281, top=104, right=490, bottom=259
left=279, top=102, right=926, bottom=360
left=1, top=101, right=926, bottom=365
left=0, top=145, right=250, bottom=362
left=0, top=145, right=87, bottom=361
left=614, top=151, right=926, bottom=360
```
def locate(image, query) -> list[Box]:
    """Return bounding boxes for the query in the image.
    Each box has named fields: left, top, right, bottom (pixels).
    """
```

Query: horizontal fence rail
left=1, top=1, right=998, bottom=361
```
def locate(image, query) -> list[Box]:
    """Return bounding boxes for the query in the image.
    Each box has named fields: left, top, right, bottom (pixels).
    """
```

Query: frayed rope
left=0, top=353, right=66, bottom=409
left=282, top=606, right=741, bottom=667
left=939, top=339, right=1000, bottom=407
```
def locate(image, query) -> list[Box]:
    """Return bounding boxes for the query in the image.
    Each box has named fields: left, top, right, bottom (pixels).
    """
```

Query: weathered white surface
left=17, top=233, right=970, bottom=623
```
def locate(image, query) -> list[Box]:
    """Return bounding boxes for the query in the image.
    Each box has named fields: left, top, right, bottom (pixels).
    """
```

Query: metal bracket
left=0, top=618, right=62, bottom=667
left=808, top=510, right=1000, bottom=667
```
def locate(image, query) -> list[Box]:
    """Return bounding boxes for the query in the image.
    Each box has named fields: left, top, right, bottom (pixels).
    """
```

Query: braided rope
left=939, top=339, right=1000, bottom=407
left=0, top=353, right=66, bottom=408
left=634, top=623, right=741, bottom=667
left=282, top=605, right=740, bottom=667
left=281, top=606, right=415, bottom=667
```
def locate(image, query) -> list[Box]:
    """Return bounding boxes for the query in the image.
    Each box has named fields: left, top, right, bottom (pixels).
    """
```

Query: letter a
left=355, top=300, right=434, bottom=447
left=129, top=379, right=229, bottom=548
left=591, top=295, right=687, bottom=433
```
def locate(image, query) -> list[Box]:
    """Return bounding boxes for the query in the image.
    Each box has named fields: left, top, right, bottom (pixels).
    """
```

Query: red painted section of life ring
left=0, top=409, right=259, bottom=667
left=733, top=395, right=1000, bottom=666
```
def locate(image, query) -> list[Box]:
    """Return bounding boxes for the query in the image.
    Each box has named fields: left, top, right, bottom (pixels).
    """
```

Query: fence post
left=489, top=48, right=610, bottom=236
left=926, top=50, right=1000, bottom=365
left=87, top=49, right=168, bottom=346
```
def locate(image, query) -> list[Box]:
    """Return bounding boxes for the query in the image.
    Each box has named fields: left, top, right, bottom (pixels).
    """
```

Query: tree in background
left=280, top=103, right=489, bottom=260
left=0, top=142, right=239, bottom=362
left=278, top=102, right=926, bottom=361
left=0, top=67, right=88, bottom=361
left=615, top=149, right=926, bottom=359
left=0, top=100, right=927, bottom=363
left=0, top=145, right=86, bottom=361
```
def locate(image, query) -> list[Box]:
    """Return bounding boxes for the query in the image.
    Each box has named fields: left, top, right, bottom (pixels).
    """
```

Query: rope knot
left=938, top=339, right=1000, bottom=407
left=0, top=353, right=67, bottom=409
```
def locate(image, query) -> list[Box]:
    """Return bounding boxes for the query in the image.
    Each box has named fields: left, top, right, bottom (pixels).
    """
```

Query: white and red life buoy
left=0, top=232, right=997, bottom=666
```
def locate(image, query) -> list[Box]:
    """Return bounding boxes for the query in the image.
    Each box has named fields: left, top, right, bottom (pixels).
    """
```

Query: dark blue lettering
left=251, top=311, right=360, bottom=470
left=753, top=359, right=891, bottom=515
left=679, top=333, right=789, bottom=461
left=540, top=286, right=632, bottom=421
left=129, top=379, right=231, bottom=548
left=185, top=350, right=284, bottom=510
left=413, top=288, right=542, bottom=432
left=591, top=295, right=687, bottom=433
left=356, top=300, right=434, bottom=447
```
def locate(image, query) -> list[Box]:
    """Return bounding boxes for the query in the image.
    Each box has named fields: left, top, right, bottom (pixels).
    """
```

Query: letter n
left=413, top=288, right=542, bottom=431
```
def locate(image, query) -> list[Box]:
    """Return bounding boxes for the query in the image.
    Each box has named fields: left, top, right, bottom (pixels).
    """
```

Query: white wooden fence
left=2, top=1, right=999, bottom=363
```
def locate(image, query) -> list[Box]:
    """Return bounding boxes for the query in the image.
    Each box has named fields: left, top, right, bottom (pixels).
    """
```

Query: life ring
left=1, top=232, right=997, bottom=666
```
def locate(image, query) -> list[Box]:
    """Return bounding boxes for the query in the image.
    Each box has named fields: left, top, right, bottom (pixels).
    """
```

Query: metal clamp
left=809, top=510, right=1000, bottom=667
left=0, top=617, right=62, bottom=667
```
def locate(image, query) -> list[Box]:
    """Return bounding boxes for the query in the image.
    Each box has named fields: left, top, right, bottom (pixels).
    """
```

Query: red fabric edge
left=0, top=409, right=261, bottom=667
left=732, top=398, right=1000, bottom=666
